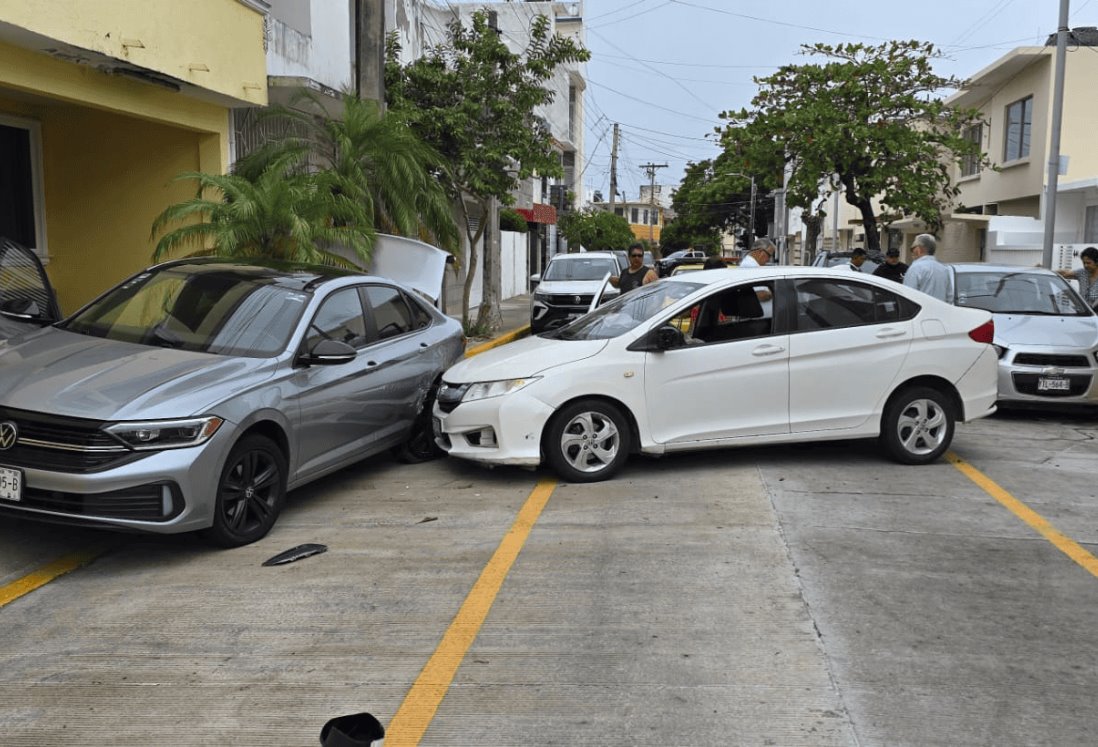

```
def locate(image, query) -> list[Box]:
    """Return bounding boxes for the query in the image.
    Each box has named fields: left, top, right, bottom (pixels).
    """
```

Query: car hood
left=0, top=328, right=275, bottom=420
left=536, top=279, right=617, bottom=296
left=993, top=313, right=1098, bottom=348
left=444, top=335, right=608, bottom=382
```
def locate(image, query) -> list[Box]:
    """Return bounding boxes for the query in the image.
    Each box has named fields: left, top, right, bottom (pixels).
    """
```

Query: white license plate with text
left=0, top=466, right=23, bottom=502
left=1037, top=377, right=1070, bottom=392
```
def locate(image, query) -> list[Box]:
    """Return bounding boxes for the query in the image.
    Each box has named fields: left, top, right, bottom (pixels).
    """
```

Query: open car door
left=0, top=237, right=62, bottom=339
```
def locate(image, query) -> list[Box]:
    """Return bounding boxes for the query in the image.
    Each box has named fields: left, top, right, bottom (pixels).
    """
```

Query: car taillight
left=968, top=320, right=995, bottom=344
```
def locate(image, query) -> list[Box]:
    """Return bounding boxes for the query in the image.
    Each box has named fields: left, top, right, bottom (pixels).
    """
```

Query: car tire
left=880, top=386, right=954, bottom=465
left=393, top=382, right=444, bottom=464
left=202, top=434, right=287, bottom=548
left=544, top=399, right=631, bottom=482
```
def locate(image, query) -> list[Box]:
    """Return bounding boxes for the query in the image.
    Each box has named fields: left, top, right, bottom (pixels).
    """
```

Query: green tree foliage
left=719, top=40, right=988, bottom=253
left=151, top=151, right=375, bottom=267
left=499, top=208, right=529, bottom=233
left=660, top=159, right=759, bottom=253
left=385, top=10, right=589, bottom=328
left=558, top=208, right=634, bottom=251
left=236, top=92, right=458, bottom=253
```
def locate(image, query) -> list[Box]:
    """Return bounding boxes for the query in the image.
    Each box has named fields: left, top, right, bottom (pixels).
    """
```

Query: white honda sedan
left=434, top=267, right=999, bottom=482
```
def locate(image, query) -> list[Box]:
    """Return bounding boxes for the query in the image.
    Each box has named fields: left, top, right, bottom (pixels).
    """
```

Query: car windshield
left=543, top=256, right=618, bottom=281
left=60, top=266, right=311, bottom=356
left=548, top=280, right=702, bottom=340
left=954, top=271, right=1090, bottom=316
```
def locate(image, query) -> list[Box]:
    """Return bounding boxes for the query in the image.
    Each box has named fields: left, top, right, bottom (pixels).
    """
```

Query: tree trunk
left=840, top=174, right=881, bottom=254
left=458, top=197, right=487, bottom=330
left=803, top=212, right=823, bottom=264
left=474, top=196, right=500, bottom=333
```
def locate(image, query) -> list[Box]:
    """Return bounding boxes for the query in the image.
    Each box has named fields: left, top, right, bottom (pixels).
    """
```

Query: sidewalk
left=453, top=294, right=532, bottom=355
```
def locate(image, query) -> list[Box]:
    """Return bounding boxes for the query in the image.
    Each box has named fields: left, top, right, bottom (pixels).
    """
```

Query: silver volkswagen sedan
left=0, top=255, right=464, bottom=546
left=952, top=263, right=1098, bottom=408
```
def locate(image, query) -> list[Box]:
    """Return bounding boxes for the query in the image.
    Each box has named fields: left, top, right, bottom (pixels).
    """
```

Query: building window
left=1004, top=96, right=1032, bottom=162
left=631, top=208, right=639, bottom=224
left=614, top=207, right=624, bottom=217
left=1085, top=206, right=1098, bottom=243
left=960, top=124, right=982, bottom=177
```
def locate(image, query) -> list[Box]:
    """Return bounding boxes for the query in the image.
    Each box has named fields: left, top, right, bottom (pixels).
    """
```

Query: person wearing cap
left=873, top=247, right=909, bottom=283
left=846, top=247, right=868, bottom=272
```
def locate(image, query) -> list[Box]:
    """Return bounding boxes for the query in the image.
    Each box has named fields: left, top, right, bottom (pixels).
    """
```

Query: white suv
left=530, top=252, right=621, bottom=332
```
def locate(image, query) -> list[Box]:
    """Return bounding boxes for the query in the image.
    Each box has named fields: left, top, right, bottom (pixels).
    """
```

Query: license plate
left=1037, top=377, right=1070, bottom=392
left=0, top=466, right=22, bottom=502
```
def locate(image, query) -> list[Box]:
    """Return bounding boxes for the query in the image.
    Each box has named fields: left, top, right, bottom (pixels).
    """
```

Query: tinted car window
left=365, top=284, right=414, bottom=339
left=794, top=278, right=880, bottom=330
left=306, top=288, right=369, bottom=349
left=61, top=267, right=309, bottom=357
left=670, top=282, right=775, bottom=344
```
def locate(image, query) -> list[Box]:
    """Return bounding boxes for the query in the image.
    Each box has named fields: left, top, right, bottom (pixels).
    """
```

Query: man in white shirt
left=739, top=237, right=774, bottom=314
left=846, top=248, right=867, bottom=271
left=903, top=233, right=953, bottom=302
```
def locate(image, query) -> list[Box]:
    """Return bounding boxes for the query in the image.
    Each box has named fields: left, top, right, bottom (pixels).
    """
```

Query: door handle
left=875, top=328, right=907, bottom=339
left=752, top=344, right=785, bottom=356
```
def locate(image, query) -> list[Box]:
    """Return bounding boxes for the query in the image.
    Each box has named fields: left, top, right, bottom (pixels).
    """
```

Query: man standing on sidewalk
left=873, top=248, right=909, bottom=283
left=903, top=234, right=952, bottom=301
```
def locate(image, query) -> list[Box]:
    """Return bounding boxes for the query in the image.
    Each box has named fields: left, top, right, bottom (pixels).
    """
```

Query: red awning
left=515, top=203, right=558, bottom=225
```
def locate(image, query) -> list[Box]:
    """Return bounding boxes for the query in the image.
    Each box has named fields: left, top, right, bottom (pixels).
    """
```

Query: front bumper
left=433, top=392, right=554, bottom=467
left=997, top=348, right=1098, bottom=406
left=530, top=299, right=590, bottom=332
left=0, top=425, right=235, bottom=534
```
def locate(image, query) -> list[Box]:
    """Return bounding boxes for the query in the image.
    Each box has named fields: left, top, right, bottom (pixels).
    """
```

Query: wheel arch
left=540, top=394, right=641, bottom=458
left=883, top=375, right=964, bottom=424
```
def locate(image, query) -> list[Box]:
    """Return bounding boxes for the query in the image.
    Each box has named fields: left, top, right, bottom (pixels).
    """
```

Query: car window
left=794, top=278, right=906, bottom=330
left=543, top=257, right=617, bottom=281
left=364, top=284, right=415, bottom=339
left=306, top=288, right=369, bottom=349
left=61, top=267, right=310, bottom=357
left=552, top=280, right=702, bottom=340
left=669, top=282, right=775, bottom=344
left=955, top=271, right=1089, bottom=315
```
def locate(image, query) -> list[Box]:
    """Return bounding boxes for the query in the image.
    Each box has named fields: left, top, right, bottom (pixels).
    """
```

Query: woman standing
left=1057, top=246, right=1098, bottom=310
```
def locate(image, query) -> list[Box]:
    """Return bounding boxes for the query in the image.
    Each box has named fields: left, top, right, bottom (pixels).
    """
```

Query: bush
left=499, top=208, right=529, bottom=233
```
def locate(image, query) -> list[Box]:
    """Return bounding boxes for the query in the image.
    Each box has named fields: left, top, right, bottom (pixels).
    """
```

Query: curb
left=464, top=324, right=531, bottom=357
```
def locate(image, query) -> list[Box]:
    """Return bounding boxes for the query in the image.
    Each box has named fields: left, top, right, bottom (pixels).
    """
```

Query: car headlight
left=463, top=378, right=540, bottom=403
left=106, top=416, right=224, bottom=451
left=533, top=291, right=550, bottom=302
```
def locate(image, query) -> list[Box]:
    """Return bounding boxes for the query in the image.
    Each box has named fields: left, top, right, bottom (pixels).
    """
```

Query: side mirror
left=627, top=323, right=685, bottom=352
left=299, top=338, right=357, bottom=366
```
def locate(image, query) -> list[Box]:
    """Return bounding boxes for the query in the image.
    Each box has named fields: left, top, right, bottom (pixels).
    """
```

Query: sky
left=580, top=0, right=1098, bottom=202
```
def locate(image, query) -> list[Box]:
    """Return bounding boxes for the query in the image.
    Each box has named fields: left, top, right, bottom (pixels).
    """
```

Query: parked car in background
left=0, top=252, right=464, bottom=547
left=656, top=249, right=709, bottom=277
left=436, top=266, right=998, bottom=482
left=951, top=264, right=1098, bottom=408
left=530, top=251, right=620, bottom=333
left=0, top=238, right=62, bottom=340
left=670, top=263, right=706, bottom=276
left=812, top=249, right=885, bottom=275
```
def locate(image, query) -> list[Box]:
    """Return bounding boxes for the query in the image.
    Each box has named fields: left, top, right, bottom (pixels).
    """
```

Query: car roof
left=951, top=263, right=1058, bottom=276
left=662, top=264, right=903, bottom=286
left=152, top=257, right=364, bottom=291
left=551, top=251, right=618, bottom=260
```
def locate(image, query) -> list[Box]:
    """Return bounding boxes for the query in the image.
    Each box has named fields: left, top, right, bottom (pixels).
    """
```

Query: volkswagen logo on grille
left=0, top=421, right=16, bottom=450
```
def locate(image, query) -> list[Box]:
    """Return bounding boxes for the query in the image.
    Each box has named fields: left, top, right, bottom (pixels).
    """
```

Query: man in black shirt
left=610, top=242, right=657, bottom=293
left=873, top=248, right=909, bottom=283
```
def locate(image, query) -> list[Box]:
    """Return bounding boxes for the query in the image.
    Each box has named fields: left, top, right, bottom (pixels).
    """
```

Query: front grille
left=1011, top=373, right=1092, bottom=397
left=1013, top=353, right=1091, bottom=367
left=0, top=406, right=140, bottom=473
left=2, top=482, right=179, bottom=522
left=546, top=294, right=592, bottom=306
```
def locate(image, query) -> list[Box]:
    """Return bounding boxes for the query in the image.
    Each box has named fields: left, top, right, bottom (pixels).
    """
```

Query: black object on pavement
left=320, top=712, right=385, bottom=747
left=262, top=543, right=328, bottom=566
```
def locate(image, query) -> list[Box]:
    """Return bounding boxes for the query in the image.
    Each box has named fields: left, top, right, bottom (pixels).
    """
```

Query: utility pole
left=641, top=162, right=667, bottom=247
left=608, top=124, right=620, bottom=211
left=1042, top=0, right=1070, bottom=269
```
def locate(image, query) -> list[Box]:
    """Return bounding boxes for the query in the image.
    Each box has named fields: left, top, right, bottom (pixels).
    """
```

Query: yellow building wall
left=0, top=0, right=267, bottom=105
left=0, top=33, right=247, bottom=311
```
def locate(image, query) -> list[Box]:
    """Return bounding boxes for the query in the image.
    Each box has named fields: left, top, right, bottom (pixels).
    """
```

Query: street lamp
left=722, top=171, right=756, bottom=254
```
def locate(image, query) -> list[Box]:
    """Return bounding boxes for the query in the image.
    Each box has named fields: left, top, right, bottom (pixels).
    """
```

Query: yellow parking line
left=947, top=452, right=1098, bottom=578
left=0, top=547, right=104, bottom=608
left=385, top=476, right=557, bottom=746
left=464, top=325, right=531, bottom=358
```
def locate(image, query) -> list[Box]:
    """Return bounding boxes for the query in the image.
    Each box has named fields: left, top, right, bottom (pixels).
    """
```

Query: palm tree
left=151, top=151, right=375, bottom=267
left=239, top=92, right=459, bottom=253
